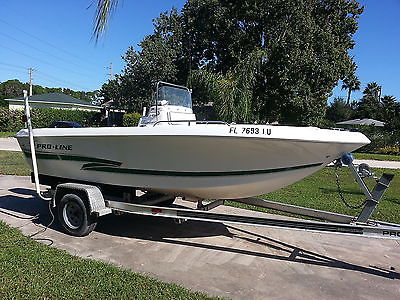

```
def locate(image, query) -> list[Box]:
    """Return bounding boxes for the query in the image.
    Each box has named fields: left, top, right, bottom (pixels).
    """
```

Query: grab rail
left=152, top=120, right=230, bottom=126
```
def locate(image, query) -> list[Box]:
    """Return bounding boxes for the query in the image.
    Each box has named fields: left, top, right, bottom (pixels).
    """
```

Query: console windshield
left=157, top=85, right=192, bottom=108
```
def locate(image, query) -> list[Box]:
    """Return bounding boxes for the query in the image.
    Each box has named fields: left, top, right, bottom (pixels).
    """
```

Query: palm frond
left=91, top=0, right=120, bottom=42
left=189, top=50, right=265, bottom=123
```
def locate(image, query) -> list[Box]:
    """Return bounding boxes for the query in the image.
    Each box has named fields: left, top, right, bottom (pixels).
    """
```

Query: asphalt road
left=0, top=175, right=399, bottom=299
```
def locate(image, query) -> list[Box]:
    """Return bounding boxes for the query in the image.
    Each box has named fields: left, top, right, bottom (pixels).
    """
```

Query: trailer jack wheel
left=58, top=194, right=97, bottom=237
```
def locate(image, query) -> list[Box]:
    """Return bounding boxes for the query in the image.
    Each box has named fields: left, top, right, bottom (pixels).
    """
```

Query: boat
left=16, top=82, right=370, bottom=200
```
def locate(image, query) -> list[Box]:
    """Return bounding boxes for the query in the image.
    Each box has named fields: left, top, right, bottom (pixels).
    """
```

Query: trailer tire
left=58, top=193, right=97, bottom=237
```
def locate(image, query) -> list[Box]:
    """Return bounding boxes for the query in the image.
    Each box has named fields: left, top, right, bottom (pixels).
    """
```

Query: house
left=5, top=93, right=101, bottom=112
left=101, top=100, right=126, bottom=126
left=336, top=118, right=385, bottom=127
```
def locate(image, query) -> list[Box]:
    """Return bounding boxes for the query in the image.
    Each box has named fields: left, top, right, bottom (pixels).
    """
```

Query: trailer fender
left=54, top=183, right=112, bottom=217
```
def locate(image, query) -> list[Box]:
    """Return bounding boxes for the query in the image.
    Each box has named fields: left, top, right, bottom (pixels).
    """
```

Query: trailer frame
left=49, top=160, right=400, bottom=240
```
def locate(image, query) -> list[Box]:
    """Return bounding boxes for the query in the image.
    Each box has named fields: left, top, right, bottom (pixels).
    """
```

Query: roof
left=6, top=93, right=99, bottom=108
left=336, top=118, right=385, bottom=127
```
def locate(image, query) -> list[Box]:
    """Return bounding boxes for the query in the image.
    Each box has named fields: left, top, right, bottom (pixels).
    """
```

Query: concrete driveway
left=0, top=137, right=20, bottom=151
left=0, top=175, right=399, bottom=299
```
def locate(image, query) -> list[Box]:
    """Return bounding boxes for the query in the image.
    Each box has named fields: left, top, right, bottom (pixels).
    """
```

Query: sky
left=0, top=0, right=399, bottom=103
left=331, top=0, right=400, bottom=102
left=0, top=0, right=186, bottom=92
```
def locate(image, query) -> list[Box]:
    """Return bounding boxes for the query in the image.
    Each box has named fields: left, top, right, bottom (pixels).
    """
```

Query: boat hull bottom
left=33, top=163, right=323, bottom=200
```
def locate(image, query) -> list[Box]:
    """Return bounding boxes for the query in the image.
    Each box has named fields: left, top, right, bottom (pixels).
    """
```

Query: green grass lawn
left=229, top=167, right=400, bottom=224
left=0, top=150, right=31, bottom=176
left=353, top=152, right=400, bottom=162
left=0, top=132, right=17, bottom=138
left=0, top=221, right=215, bottom=300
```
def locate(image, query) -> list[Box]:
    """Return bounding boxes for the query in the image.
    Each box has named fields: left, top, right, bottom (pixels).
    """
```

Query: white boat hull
left=16, top=124, right=370, bottom=199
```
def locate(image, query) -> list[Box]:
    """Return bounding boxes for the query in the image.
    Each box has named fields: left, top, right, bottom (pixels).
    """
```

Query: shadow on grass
left=0, top=187, right=399, bottom=280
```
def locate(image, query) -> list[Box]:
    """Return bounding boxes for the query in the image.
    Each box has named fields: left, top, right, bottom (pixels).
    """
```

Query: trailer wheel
left=58, top=193, right=97, bottom=237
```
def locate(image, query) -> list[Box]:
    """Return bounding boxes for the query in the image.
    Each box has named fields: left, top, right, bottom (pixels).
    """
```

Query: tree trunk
left=347, top=89, right=351, bottom=105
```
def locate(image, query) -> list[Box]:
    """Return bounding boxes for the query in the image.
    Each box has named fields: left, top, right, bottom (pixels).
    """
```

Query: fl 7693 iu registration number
left=229, top=126, right=272, bottom=135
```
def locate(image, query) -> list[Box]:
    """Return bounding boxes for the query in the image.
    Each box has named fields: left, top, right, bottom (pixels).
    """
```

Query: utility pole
left=106, top=62, right=113, bottom=81
left=378, top=86, right=382, bottom=102
left=28, top=67, right=36, bottom=96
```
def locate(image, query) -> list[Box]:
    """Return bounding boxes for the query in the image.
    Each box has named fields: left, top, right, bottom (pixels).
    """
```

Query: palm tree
left=380, top=95, right=396, bottom=120
left=356, top=82, right=382, bottom=119
left=381, top=95, right=396, bottom=107
left=189, top=50, right=264, bottom=123
left=341, top=74, right=361, bottom=105
left=363, top=82, right=381, bottom=102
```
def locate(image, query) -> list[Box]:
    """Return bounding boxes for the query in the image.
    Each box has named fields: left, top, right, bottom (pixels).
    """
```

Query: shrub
left=377, top=146, right=400, bottom=156
left=31, top=108, right=101, bottom=128
left=8, top=109, right=24, bottom=132
left=317, top=118, right=336, bottom=129
left=356, top=125, right=399, bottom=154
left=123, top=113, right=142, bottom=127
left=0, top=108, right=23, bottom=132
left=0, top=108, right=101, bottom=132
left=0, top=108, right=10, bottom=131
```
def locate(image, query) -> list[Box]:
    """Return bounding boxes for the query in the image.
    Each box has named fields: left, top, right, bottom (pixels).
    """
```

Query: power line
left=35, top=71, right=90, bottom=91
left=0, top=62, right=91, bottom=91
left=0, top=62, right=27, bottom=70
left=0, top=31, right=97, bottom=75
left=0, top=43, right=96, bottom=81
left=0, top=66, right=27, bottom=76
left=0, top=18, right=99, bottom=67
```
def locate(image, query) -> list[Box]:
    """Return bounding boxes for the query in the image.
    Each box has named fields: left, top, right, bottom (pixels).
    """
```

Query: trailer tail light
left=151, top=208, right=162, bottom=214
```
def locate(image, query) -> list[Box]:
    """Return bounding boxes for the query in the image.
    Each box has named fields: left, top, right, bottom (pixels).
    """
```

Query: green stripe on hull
left=23, top=150, right=323, bottom=177
left=23, top=151, right=121, bottom=166
left=78, top=163, right=323, bottom=177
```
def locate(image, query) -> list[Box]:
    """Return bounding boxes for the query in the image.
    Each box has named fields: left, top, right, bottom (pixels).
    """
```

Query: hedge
left=123, top=113, right=142, bottom=127
left=355, top=126, right=400, bottom=155
left=0, top=108, right=101, bottom=132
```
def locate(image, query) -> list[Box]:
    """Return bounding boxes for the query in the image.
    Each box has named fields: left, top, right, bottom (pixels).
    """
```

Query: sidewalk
left=0, top=137, right=20, bottom=151
left=354, top=159, right=400, bottom=170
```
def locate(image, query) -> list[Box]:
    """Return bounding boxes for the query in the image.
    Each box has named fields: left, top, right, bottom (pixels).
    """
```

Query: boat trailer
left=44, top=158, right=399, bottom=239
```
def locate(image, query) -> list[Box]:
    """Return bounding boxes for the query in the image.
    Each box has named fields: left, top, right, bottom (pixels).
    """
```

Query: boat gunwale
left=16, top=133, right=369, bottom=146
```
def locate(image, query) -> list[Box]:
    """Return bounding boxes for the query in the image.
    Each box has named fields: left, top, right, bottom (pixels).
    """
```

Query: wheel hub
left=63, top=201, right=84, bottom=229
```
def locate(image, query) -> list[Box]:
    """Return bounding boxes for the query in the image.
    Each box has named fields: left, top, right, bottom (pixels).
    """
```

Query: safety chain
left=334, top=165, right=366, bottom=209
